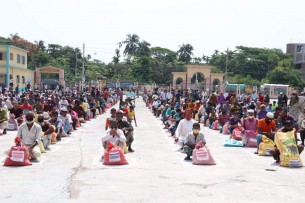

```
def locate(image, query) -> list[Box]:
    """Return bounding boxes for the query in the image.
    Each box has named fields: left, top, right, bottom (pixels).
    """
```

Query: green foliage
left=2, top=33, right=303, bottom=88
left=266, top=59, right=305, bottom=87
left=209, top=46, right=291, bottom=81
left=177, top=43, right=194, bottom=63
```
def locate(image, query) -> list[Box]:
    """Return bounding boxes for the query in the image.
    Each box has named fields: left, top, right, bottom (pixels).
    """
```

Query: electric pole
left=225, top=48, right=229, bottom=85
left=82, top=43, right=85, bottom=91
left=75, top=47, right=78, bottom=86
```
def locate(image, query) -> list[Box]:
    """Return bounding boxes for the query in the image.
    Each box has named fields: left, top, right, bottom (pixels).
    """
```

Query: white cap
left=247, top=109, right=254, bottom=113
left=60, top=107, right=67, bottom=112
left=266, top=112, right=274, bottom=119
left=280, top=92, right=283, bottom=94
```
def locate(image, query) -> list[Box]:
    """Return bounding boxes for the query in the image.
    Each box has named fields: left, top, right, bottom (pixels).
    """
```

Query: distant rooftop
left=0, top=44, right=29, bottom=52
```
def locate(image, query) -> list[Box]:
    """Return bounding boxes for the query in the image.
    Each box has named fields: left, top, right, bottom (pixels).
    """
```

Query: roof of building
left=0, top=44, right=29, bottom=52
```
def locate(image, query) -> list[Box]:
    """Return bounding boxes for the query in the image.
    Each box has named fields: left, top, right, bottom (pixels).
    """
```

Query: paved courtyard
left=0, top=98, right=304, bottom=202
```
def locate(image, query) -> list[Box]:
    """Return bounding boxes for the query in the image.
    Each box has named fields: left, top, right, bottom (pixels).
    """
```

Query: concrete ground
left=0, top=98, right=304, bottom=203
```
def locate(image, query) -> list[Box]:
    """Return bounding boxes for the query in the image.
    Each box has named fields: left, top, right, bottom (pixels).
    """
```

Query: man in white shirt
left=223, top=91, right=228, bottom=100
left=174, top=109, right=195, bottom=148
left=160, top=90, right=166, bottom=103
left=59, top=97, right=69, bottom=109
left=102, top=121, right=126, bottom=149
left=166, top=90, right=172, bottom=102
left=251, top=91, right=258, bottom=102
left=184, top=123, right=206, bottom=160
left=17, top=112, right=42, bottom=159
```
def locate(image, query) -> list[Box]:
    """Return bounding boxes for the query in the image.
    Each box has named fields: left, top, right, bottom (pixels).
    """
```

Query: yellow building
left=0, top=45, right=34, bottom=91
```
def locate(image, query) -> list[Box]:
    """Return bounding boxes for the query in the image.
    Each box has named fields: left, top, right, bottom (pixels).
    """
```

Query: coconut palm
left=118, top=34, right=140, bottom=57
left=136, top=40, right=151, bottom=57
left=177, top=43, right=194, bottom=63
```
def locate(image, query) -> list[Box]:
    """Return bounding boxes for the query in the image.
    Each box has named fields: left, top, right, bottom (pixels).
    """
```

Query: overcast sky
left=2, top=0, right=305, bottom=63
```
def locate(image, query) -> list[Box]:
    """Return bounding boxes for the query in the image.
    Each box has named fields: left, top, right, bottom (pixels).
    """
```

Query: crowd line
left=144, top=88, right=304, bottom=167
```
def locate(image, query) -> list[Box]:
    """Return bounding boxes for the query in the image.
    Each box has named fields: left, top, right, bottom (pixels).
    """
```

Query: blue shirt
left=229, top=117, right=241, bottom=125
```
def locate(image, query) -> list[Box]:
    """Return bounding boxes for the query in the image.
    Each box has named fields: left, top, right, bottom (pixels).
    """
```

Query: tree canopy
left=1, top=33, right=303, bottom=87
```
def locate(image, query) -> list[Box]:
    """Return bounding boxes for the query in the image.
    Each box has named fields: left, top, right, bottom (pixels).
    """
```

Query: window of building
left=10, top=53, right=13, bottom=61
left=16, top=75, right=20, bottom=84
left=22, top=76, right=25, bottom=84
left=22, top=56, right=25, bottom=64
left=297, top=45, right=303, bottom=53
left=17, top=54, right=21, bottom=63
left=0, top=52, right=6, bottom=60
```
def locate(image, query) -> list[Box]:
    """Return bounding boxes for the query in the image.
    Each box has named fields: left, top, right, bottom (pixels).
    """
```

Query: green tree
left=266, top=59, right=305, bottom=87
left=112, top=49, right=120, bottom=64
left=136, top=40, right=151, bottom=57
left=177, top=43, right=193, bottom=63
left=118, top=34, right=140, bottom=57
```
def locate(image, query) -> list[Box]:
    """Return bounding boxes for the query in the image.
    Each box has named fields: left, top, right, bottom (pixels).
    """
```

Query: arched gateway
left=172, top=65, right=224, bottom=94
left=35, top=66, right=65, bottom=89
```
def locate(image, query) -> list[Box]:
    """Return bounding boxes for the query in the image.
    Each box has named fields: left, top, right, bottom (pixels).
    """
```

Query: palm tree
left=118, top=34, right=140, bottom=57
left=112, top=48, right=120, bottom=64
left=35, top=40, right=46, bottom=52
left=213, top=50, right=219, bottom=55
left=177, top=43, right=194, bottom=64
left=202, top=55, right=210, bottom=64
left=136, top=40, right=151, bottom=57
left=194, top=57, right=202, bottom=65
left=9, top=33, right=20, bottom=40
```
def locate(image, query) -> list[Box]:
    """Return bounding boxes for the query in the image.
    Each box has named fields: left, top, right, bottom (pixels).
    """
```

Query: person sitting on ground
left=197, top=102, right=206, bottom=123
left=271, top=101, right=278, bottom=111
left=43, top=98, right=55, bottom=112
left=33, top=99, right=44, bottom=112
left=4, top=97, right=13, bottom=110
left=0, top=103, right=8, bottom=134
left=72, top=100, right=85, bottom=121
left=218, top=110, right=230, bottom=128
left=67, top=105, right=78, bottom=130
left=188, top=100, right=195, bottom=113
left=266, top=103, right=273, bottom=113
left=277, top=109, right=297, bottom=130
left=229, top=112, right=242, bottom=137
left=89, top=97, right=97, bottom=118
left=270, top=120, right=304, bottom=163
left=80, top=99, right=90, bottom=120
left=59, top=107, right=72, bottom=135
left=255, top=112, right=276, bottom=154
left=193, top=101, right=201, bottom=118
left=20, top=98, right=33, bottom=115
left=169, top=112, right=184, bottom=136
left=102, top=121, right=126, bottom=150
left=10, top=101, right=23, bottom=125
left=184, top=123, right=206, bottom=160
left=208, top=109, right=217, bottom=128
left=59, top=97, right=69, bottom=109
left=116, top=111, right=135, bottom=152
left=49, top=111, right=63, bottom=141
left=36, top=114, right=54, bottom=149
left=230, top=102, right=239, bottom=114
left=174, top=109, right=195, bottom=148
left=17, top=111, right=42, bottom=160
left=242, top=109, right=258, bottom=132
left=257, top=104, right=268, bottom=119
